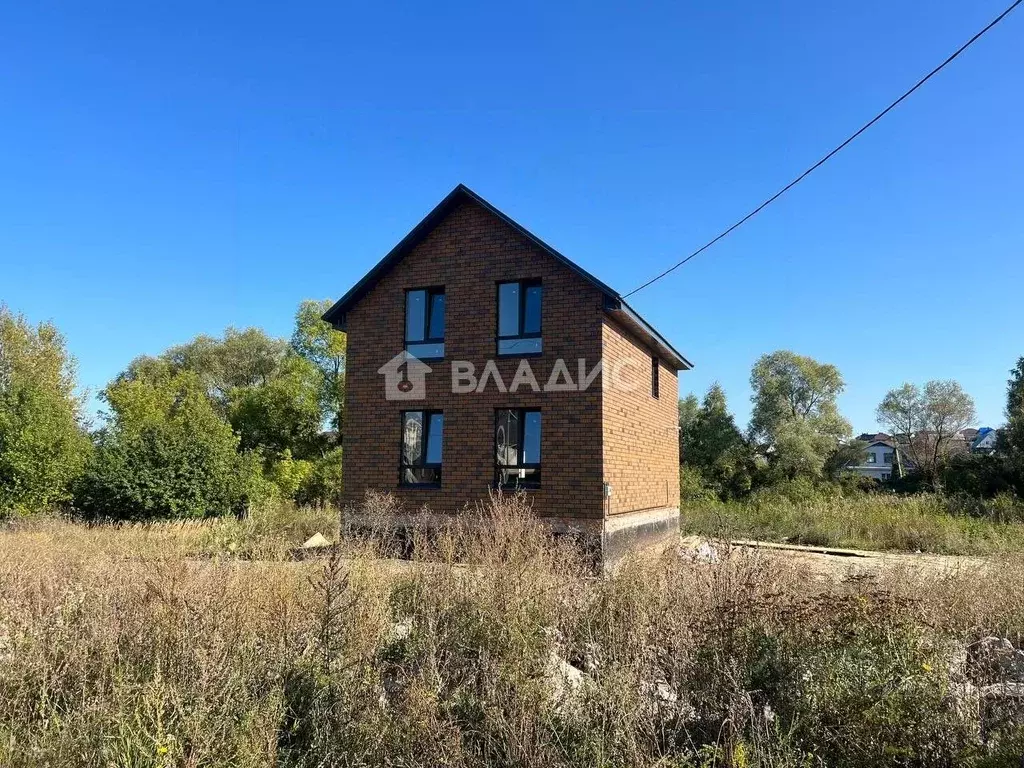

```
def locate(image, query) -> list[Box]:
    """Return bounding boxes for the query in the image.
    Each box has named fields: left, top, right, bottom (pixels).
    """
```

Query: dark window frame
left=495, top=279, right=543, bottom=358
left=399, top=410, right=443, bottom=487
left=404, top=286, right=446, bottom=361
left=494, top=408, right=541, bottom=488
left=651, top=355, right=660, bottom=399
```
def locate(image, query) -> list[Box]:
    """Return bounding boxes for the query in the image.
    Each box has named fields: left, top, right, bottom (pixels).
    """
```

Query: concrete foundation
left=343, top=506, right=680, bottom=573
left=601, top=507, right=680, bottom=571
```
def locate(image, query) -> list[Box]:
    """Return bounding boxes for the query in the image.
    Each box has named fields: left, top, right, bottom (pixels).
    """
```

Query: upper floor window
left=651, top=355, right=660, bottom=398
left=400, top=410, right=443, bottom=486
left=495, top=408, right=541, bottom=487
left=883, top=452, right=894, bottom=465
left=866, top=453, right=877, bottom=464
left=405, top=288, right=445, bottom=359
left=497, top=280, right=542, bottom=356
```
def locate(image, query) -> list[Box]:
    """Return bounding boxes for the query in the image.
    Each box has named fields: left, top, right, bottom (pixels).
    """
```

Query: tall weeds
left=1, top=494, right=1023, bottom=766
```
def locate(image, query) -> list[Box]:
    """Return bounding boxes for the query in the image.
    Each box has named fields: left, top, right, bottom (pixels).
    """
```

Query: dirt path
left=678, top=535, right=991, bottom=580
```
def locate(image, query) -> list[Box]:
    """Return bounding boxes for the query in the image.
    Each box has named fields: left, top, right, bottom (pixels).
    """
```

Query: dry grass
left=2, top=494, right=1024, bottom=766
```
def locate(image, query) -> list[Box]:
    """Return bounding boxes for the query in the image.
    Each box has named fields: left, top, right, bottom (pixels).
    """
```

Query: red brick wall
left=601, top=318, right=680, bottom=515
left=342, top=200, right=607, bottom=523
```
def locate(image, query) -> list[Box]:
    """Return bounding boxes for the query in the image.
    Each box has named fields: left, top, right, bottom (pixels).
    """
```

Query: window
left=405, top=288, right=445, bottom=359
left=651, top=355, right=659, bottom=398
left=497, top=280, right=542, bottom=355
left=883, top=452, right=894, bottom=465
left=882, top=473, right=891, bottom=481
left=866, top=453, right=877, bottom=464
left=495, top=408, right=541, bottom=487
left=400, top=411, right=443, bottom=485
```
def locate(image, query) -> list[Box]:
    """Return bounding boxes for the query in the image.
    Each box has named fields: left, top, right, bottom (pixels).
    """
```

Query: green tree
left=153, top=327, right=290, bottom=405
left=1006, top=357, right=1024, bottom=455
left=76, top=369, right=262, bottom=520
left=291, top=299, right=347, bottom=433
left=127, top=324, right=329, bottom=462
left=228, top=355, right=323, bottom=456
left=749, top=351, right=851, bottom=480
left=0, top=307, right=91, bottom=515
left=876, top=380, right=976, bottom=487
left=678, top=393, right=699, bottom=461
left=680, top=384, right=753, bottom=498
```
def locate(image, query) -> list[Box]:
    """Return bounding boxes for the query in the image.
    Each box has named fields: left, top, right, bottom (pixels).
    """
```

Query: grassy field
left=3, top=495, right=1024, bottom=767
left=682, top=492, right=1024, bottom=555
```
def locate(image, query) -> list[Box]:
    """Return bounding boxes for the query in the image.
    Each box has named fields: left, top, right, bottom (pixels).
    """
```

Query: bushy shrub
left=680, top=465, right=719, bottom=504
left=74, top=371, right=264, bottom=520
left=749, top=475, right=840, bottom=507
left=943, top=453, right=1023, bottom=499
left=296, top=447, right=344, bottom=507
left=265, top=450, right=314, bottom=500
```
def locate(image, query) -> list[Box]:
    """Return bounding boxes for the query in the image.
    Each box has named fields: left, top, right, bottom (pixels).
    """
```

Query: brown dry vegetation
left=2, top=495, right=1024, bottom=767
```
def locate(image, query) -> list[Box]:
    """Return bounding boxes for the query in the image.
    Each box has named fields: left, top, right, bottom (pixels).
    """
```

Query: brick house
left=323, top=185, right=692, bottom=563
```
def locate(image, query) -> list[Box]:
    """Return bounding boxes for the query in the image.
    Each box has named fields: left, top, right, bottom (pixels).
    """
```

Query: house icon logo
left=378, top=351, right=432, bottom=401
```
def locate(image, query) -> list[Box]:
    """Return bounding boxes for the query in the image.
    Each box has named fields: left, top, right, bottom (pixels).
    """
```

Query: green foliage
left=942, top=453, right=1023, bottom=500
left=75, top=370, right=263, bottom=520
left=680, top=384, right=754, bottom=499
left=783, top=606, right=976, bottom=766
left=291, top=299, right=346, bottom=433
left=265, top=450, right=314, bottom=500
left=157, top=327, right=290, bottom=403
left=228, top=356, right=324, bottom=456
left=1006, top=357, right=1024, bottom=454
left=749, top=351, right=851, bottom=481
left=680, top=465, right=719, bottom=504
left=0, top=307, right=91, bottom=515
left=296, top=447, right=344, bottom=507
left=125, top=316, right=336, bottom=468
left=683, top=490, right=1024, bottom=554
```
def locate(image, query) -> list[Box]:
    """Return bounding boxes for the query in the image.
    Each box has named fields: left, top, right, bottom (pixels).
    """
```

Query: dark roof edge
left=322, top=183, right=693, bottom=371
left=322, top=184, right=620, bottom=328
left=603, top=296, right=693, bottom=371
left=321, top=184, right=465, bottom=327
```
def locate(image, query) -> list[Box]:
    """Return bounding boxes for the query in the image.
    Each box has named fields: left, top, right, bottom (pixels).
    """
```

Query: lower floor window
left=495, top=408, right=541, bottom=487
left=400, top=410, right=443, bottom=485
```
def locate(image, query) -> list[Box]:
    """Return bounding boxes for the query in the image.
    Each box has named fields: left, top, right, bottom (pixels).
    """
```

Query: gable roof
left=323, top=184, right=692, bottom=370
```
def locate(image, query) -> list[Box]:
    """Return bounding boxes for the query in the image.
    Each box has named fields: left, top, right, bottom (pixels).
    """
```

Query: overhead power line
left=622, top=0, right=1023, bottom=299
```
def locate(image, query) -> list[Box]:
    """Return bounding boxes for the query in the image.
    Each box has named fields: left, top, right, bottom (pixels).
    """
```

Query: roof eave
left=603, top=295, right=693, bottom=371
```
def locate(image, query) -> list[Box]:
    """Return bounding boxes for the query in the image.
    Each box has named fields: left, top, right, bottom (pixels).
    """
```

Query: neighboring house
left=971, top=427, right=999, bottom=454
left=848, top=427, right=991, bottom=480
left=848, top=435, right=900, bottom=481
left=323, top=184, right=692, bottom=564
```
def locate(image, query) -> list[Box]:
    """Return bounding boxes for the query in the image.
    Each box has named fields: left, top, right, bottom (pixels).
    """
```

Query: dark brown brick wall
left=342, top=200, right=607, bottom=522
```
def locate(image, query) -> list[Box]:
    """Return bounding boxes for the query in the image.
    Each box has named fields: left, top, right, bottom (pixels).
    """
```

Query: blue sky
left=2, top=0, right=1022, bottom=432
